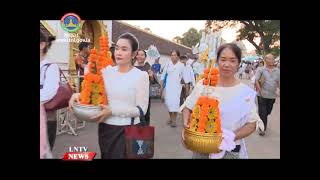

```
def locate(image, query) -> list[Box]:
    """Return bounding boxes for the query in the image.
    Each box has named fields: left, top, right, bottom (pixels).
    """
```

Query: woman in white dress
left=69, top=33, right=149, bottom=159
left=181, top=43, right=264, bottom=159
left=160, top=50, right=189, bottom=127
left=40, top=30, right=59, bottom=153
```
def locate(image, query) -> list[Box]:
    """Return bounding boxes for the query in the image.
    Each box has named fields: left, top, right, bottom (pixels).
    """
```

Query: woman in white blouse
left=181, top=43, right=264, bottom=159
left=40, top=30, right=59, bottom=152
left=69, top=33, right=149, bottom=159
left=160, top=50, right=189, bottom=127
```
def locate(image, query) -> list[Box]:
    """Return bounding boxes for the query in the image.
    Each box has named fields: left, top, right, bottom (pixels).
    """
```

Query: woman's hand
left=181, top=128, right=187, bottom=148
left=276, top=88, right=280, bottom=97
left=255, top=82, right=261, bottom=93
left=234, top=122, right=256, bottom=141
left=91, top=104, right=112, bottom=124
left=181, top=108, right=191, bottom=148
left=148, top=70, right=155, bottom=82
left=148, top=69, right=153, bottom=77
left=182, top=113, right=190, bottom=129
left=68, top=93, right=80, bottom=113
left=160, top=88, right=165, bottom=102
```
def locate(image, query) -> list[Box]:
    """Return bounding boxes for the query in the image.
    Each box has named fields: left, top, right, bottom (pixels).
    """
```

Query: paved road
left=52, top=79, right=280, bottom=159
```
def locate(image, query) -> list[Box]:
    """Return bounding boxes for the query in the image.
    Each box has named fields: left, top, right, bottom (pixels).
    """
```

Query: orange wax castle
left=189, top=67, right=222, bottom=134
left=79, top=35, right=114, bottom=105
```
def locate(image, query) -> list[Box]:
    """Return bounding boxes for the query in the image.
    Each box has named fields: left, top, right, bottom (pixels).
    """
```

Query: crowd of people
left=40, top=30, right=280, bottom=159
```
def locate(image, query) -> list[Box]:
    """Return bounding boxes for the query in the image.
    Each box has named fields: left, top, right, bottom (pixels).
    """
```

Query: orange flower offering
left=202, top=67, right=219, bottom=86
left=189, top=96, right=222, bottom=134
left=79, top=35, right=114, bottom=105
left=183, top=65, right=223, bottom=154
left=189, top=67, right=221, bottom=134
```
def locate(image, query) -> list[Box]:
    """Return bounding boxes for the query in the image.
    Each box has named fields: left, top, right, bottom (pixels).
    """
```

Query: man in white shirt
left=179, top=55, right=194, bottom=106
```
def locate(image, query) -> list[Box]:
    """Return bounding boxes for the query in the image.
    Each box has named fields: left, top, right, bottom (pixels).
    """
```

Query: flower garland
left=203, top=67, right=219, bottom=86
left=189, top=67, right=221, bottom=134
left=201, top=48, right=209, bottom=65
left=79, top=35, right=113, bottom=105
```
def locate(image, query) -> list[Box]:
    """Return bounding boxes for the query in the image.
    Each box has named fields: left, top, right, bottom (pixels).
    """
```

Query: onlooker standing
left=75, top=42, right=90, bottom=90
left=179, top=55, right=194, bottom=106
left=255, top=54, right=280, bottom=136
left=135, top=49, right=157, bottom=125
left=160, top=50, right=189, bottom=127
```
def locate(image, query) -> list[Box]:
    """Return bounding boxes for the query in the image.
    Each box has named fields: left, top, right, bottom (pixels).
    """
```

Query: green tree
left=206, top=20, right=280, bottom=56
left=173, top=28, right=201, bottom=48
left=173, top=36, right=182, bottom=44
left=270, top=47, right=280, bottom=57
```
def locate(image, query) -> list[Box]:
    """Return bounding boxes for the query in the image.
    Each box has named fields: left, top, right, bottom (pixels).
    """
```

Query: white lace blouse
left=180, top=79, right=264, bottom=145
left=101, top=66, right=149, bottom=126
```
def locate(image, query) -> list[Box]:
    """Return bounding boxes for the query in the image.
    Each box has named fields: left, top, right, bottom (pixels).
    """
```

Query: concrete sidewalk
left=52, top=80, right=280, bottom=159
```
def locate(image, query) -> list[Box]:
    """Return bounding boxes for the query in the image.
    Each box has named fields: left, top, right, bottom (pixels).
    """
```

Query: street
left=52, top=79, right=280, bottom=159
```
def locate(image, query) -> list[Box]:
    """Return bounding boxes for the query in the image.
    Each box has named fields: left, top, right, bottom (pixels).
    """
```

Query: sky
left=122, top=20, right=257, bottom=53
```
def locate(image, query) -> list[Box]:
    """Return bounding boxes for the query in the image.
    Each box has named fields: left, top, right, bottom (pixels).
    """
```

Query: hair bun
left=48, top=36, right=56, bottom=42
left=47, top=36, right=56, bottom=49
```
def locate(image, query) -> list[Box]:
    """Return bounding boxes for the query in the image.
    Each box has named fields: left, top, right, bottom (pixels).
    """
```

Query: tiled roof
left=112, top=21, right=192, bottom=56
left=40, top=21, right=55, bottom=37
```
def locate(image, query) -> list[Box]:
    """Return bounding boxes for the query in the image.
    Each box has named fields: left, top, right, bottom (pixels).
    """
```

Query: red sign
left=63, top=152, right=96, bottom=161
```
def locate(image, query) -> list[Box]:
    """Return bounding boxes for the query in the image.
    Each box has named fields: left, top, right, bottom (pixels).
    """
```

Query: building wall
left=43, top=20, right=113, bottom=71
left=111, top=21, right=193, bottom=73
left=44, top=20, right=70, bottom=70
left=102, top=20, right=113, bottom=47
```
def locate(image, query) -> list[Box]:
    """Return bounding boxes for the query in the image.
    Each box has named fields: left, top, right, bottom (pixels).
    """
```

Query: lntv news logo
left=63, top=146, right=96, bottom=161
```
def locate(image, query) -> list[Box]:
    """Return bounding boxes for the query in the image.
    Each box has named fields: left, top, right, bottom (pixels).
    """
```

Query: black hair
left=171, top=50, right=180, bottom=57
left=216, top=43, right=242, bottom=64
left=110, top=46, right=116, bottom=64
left=40, top=30, right=56, bottom=55
left=193, top=54, right=199, bottom=60
left=136, top=49, right=147, bottom=57
left=79, top=42, right=89, bottom=51
left=117, top=32, right=139, bottom=52
left=180, top=55, right=188, bottom=60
